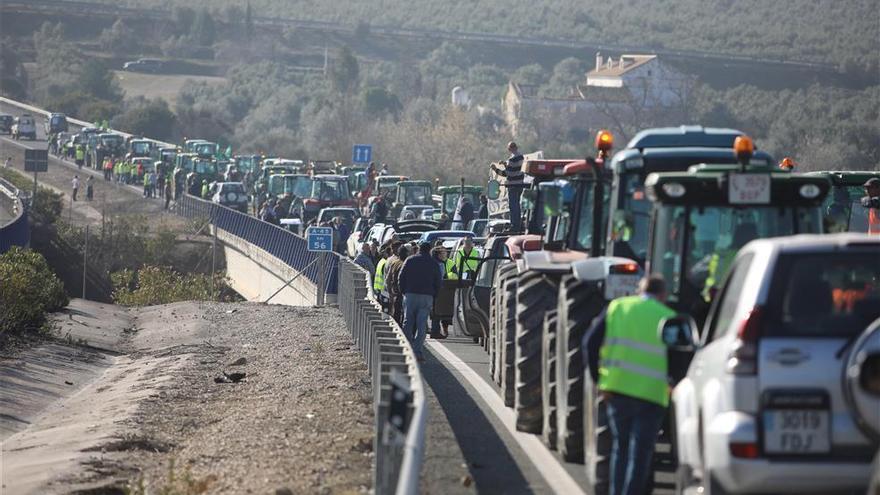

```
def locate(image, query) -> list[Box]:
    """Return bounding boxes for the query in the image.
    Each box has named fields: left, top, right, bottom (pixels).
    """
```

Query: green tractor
left=391, top=180, right=433, bottom=220
left=434, top=184, right=482, bottom=228
left=804, top=171, right=880, bottom=234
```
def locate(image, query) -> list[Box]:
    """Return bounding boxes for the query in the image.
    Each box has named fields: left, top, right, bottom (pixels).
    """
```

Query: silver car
left=667, top=234, right=880, bottom=494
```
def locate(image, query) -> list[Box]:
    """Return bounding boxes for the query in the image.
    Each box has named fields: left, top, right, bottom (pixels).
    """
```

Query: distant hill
left=95, top=0, right=878, bottom=69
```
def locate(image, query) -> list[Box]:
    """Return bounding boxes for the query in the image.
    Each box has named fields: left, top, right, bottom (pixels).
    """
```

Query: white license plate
left=604, top=274, right=640, bottom=300
left=763, top=409, right=830, bottom=454
left=729, top=173, right=771, bottom=204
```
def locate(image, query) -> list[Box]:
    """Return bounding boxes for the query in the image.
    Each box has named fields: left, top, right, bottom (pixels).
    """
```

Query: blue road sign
left=307, top=226, right=333, bottom=252
left=352, top=144, right=372, bottom=164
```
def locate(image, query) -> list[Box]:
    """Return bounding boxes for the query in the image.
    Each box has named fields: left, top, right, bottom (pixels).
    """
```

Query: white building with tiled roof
left=503, top=53, right=692, bottom=138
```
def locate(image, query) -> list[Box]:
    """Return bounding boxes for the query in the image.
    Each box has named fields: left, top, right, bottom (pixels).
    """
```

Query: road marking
left=426, top=340, right=586, bottom=495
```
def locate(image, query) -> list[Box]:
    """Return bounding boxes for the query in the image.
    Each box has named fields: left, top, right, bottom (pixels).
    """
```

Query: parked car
left=398, top=205, right=434, bottom=221
left=418, top=230, right=474, bottom=244
left=0, top=114, right=14, bottom=134
left=11, top=114, right=36, bottom=140
left=315, top=207, right=359, bottom=230
left=122, top=58, right=163, bottom=73
left=211, top=182, right=249, bottom=213
left=667, top=233, right=880, bottom=494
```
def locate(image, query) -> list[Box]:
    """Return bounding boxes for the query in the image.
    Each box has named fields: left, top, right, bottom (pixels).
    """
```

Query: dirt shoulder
left=1, top=299, right=373, bottom=494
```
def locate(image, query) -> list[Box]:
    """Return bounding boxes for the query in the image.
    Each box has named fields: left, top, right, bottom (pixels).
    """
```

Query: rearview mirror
left=486, top=179, right=501, bottom=200
left=658, top=314, right=699, bottom=351
left=539, top=182, right=563, bottom=217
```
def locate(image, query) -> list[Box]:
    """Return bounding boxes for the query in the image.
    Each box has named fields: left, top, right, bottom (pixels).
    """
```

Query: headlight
left=661, top=182, right=686, bottom=198
left=799, top=184, right=821, bottom=199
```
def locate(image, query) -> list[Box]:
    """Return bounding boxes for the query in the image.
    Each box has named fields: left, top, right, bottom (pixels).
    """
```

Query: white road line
left=426, top=340, right=587, bottom=495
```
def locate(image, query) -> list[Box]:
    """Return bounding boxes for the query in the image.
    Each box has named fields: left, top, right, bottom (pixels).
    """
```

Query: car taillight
left=729, top=442, right=759, bottom=458
left=726, top=307, right=763, bottom=375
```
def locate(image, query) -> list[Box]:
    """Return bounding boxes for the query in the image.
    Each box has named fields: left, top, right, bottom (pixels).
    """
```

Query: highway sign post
left=24, top=149, right=48, bottom=208
left=307, top=226, right=333, bottom=252
left=352, top=144, right=373, bottom=164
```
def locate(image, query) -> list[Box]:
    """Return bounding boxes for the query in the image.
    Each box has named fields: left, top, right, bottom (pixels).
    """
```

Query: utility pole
left=82, top=225, right=89, bottom=300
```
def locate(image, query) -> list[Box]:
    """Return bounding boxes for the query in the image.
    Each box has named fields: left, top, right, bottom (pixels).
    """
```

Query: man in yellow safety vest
left=586, top=274, right=675, bottom=495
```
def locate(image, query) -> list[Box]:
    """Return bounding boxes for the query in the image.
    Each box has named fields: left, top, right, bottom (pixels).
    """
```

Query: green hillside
left=103, top=0, right=878, bottom=69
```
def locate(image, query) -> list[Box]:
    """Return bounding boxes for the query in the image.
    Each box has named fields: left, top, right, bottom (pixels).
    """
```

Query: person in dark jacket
left=477, top=194, right=489, bottom=219
left=400, top=241, right=442, bottom=361
left=385, top=243, right=409, bottom=324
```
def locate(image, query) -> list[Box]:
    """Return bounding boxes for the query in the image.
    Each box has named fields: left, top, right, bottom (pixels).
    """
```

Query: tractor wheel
left=499, top=264, right=519, bottom=406
left=493, top=263, right=518, bottom=386
left=515, top=271, right=557, bottom=433
left=555, top=275, right=605, bottom=463
left=541, top=309, right=559, bottom=449
left=584, top=371, right=611, bottom=495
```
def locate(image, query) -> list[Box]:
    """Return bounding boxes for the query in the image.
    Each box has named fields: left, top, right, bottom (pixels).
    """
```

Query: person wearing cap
left=862, top=177, right=880, bottom=235
left=490, top=141, right=525, bottom=231
left=399, top=241, right=442, bottom=362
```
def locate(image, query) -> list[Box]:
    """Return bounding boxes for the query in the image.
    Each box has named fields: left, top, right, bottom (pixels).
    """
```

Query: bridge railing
left=337, top=258, right=427, bottom=495
left=0, top=177, right=29, bottom=253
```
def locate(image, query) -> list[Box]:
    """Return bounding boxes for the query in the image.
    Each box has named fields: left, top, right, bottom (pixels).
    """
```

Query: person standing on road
left=354, top=243, right=376, bottom=281
left=583, top=274, right=675, bottom=495
left=164, top=181, right=172, bottom=210
left=489, top=141, right=525, bottom=231
left=452, top=195, right=475, bottom=230
left=373, top=246, right=390, bottom=312
left=71, top=175, right=80, bottom=201
left=385, top=243, right=409, bottom=324
left=4, top=156, right=10, bottom=168
left=400, top=241, right=442, bottom=362
left=451, top=237, right=479, bottom=280
left=861, top=177, right=880, bottom=235
left=75, top=145, right=85, bottom=169
left=149, top=170, right=157, bottom=198
left=429, top=245, right=453, bottom=339
left=86, top=176, right=94, bottom=201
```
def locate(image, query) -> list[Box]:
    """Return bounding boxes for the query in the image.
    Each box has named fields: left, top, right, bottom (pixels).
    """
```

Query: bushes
left=111, top=266, right=228, bottom=306
left=0, top=247, right=69, bottom=335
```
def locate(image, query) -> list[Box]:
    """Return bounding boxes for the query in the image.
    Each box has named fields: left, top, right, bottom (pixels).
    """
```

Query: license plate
left=729, top=173, right=770, bottom=204
left=604, top=274, right=640, bottom=300
left=763, top=409, right=830, bottom=454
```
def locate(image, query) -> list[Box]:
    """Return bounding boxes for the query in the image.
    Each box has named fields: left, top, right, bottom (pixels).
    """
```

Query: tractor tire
left=493, top=263, right=518, bottom=386
left=499, top=265, right=519, bottom=406
left=584, top=372, right=611, bottom=495
left=555, top=275, right=605, bottom=463
left=541, top=309, right=559, bottom=449
left=489, top=290, right=496, bottom=362
left=515, top=271, right=557, bottom=433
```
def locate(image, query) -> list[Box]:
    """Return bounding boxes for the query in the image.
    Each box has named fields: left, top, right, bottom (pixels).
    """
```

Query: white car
left=667, top=233, right=880, bottom=494
left=11, top=114, right=36, bottom=140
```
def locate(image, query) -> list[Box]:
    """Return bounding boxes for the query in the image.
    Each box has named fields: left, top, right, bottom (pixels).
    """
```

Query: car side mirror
left=486, top=179, right=501, bottom=200
left=659, top=314, right=699, bottom=351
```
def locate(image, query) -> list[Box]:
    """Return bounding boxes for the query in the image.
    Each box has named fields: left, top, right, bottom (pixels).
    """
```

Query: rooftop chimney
left=596, top=52, right=603, bottom=71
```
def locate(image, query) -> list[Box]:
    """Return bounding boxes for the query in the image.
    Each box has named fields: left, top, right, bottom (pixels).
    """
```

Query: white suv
left=666, top=234, right=880, bottom=494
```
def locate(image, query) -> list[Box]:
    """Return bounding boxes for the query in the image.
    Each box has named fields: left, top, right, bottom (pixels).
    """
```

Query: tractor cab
left=644, top=137, right=830, bottom=319
left=804, top=171, right=880, bottom=234
left=129, top=138, right=153, bottom=158
left=185, top=139, right=219, bottom=159
left=234, top=154, right=262, bottom=175
left=392, top=180, right=433, bottom=218
left=435, top=185, right=482, bottom=225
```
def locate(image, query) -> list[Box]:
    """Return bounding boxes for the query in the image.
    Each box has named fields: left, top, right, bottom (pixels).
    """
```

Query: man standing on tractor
left=490, top=141, right=525, bottom=231
left=862, top=177, right=880, bottom=235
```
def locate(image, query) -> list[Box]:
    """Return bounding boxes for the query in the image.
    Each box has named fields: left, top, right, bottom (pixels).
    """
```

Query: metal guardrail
left=337, top=258, right=427, bottom=495
left=173, top=194, right=338, bottom=296
left=0, top=177, right=29, bottom=253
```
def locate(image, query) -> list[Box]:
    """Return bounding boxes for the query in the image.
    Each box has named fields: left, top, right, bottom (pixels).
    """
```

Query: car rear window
left=765, top=252, right=880, bottom=337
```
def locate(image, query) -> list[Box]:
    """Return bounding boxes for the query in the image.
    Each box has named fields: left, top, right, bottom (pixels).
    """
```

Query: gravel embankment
left=1, top=300, right=373, bottom=494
